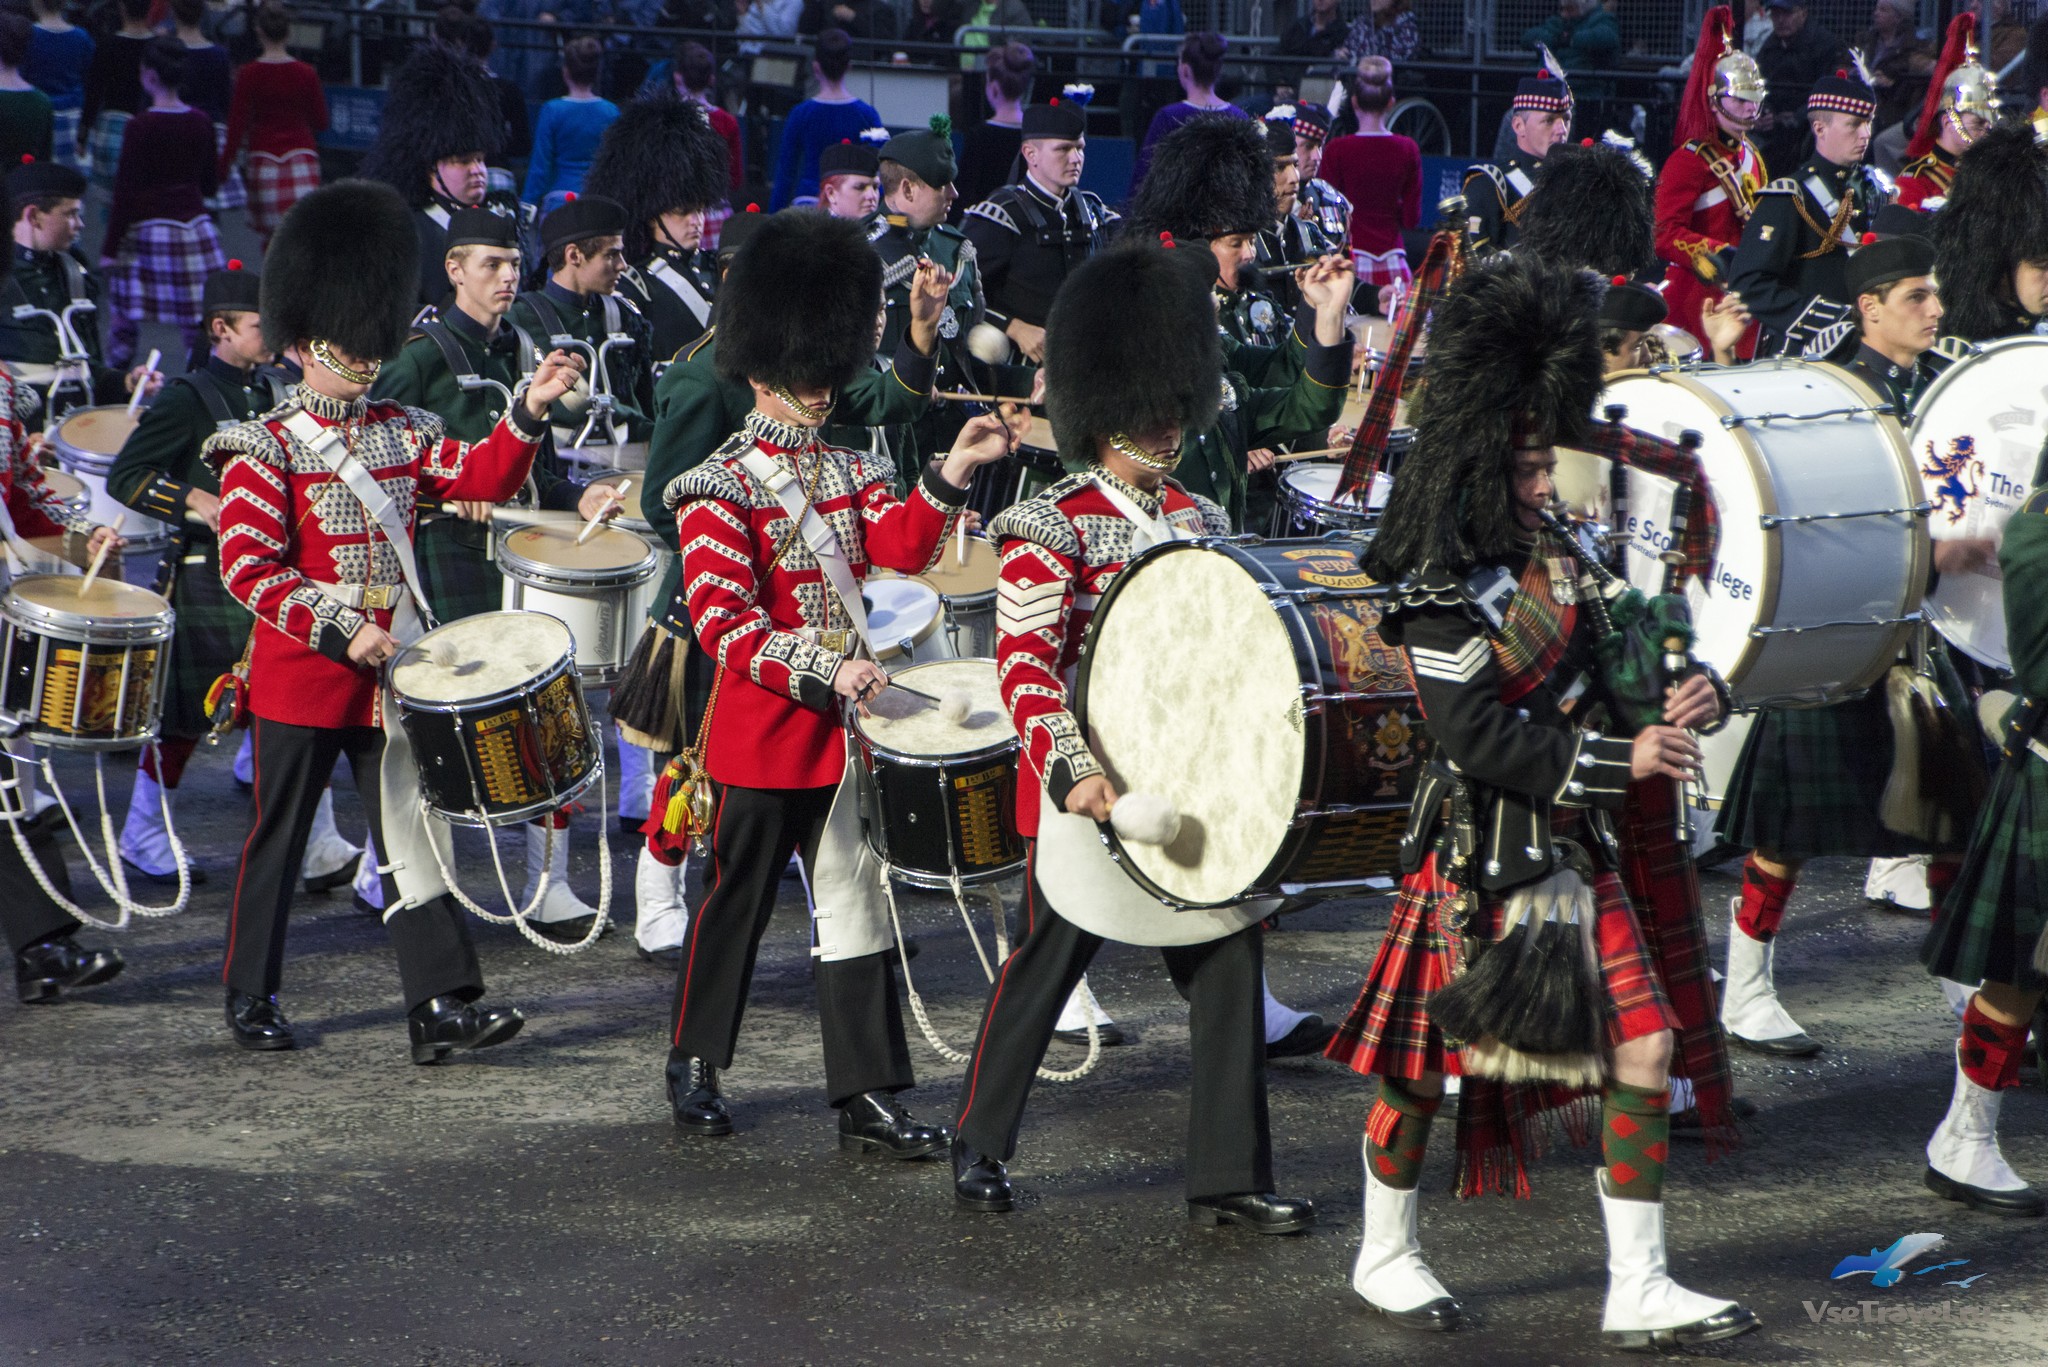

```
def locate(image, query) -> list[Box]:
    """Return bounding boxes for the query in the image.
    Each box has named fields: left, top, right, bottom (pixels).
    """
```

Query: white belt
left=2028, top=737, right=2048, bottom=766
left=308, top=578, right=403, bottom=611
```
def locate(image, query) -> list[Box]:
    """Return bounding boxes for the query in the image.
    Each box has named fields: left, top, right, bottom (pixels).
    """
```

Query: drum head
left=11, top=573, right=166, bottom=620
left=914, top=536, right=999, bottom=598
left=586, top=471, right=654, bottom=534
left=1081, top=542, right=1306, bottom=906
left=1649, top=324, right=1703, bottom=365
left=1908, top=337, right=2048, bottom=670
left=55, top=406, right=138, bottom=459
left=393, top=611, right=572, bottom=703
left=41, top=468, right=86, bottom=504
left=1280, top=463, right=1388, bottom=515
left=501, top=522, right=651, bottom=573
left=865, top=579, right=942, bottom=659
left=856, top=658, right=1013, bottom=756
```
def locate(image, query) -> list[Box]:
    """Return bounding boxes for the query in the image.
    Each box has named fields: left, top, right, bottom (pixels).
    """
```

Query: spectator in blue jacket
left=525, top=36, right=619, bottom=209
left=770, top=28, right=880, bottom=207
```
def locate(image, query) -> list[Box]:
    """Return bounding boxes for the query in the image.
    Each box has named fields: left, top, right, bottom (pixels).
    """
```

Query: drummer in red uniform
left=659, top=210, right=1011, bottom=1152
left=1896, top=17, right=1994, bottom=212
left=1652, top=5, right=1767, bottom=357
left=206, top=179, right=585, bottom=1062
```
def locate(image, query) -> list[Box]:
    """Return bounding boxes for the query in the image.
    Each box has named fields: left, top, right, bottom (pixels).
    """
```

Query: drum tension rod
left=1759, top=502, right=1932, bottom=528
left=1719, top=405, right=1890, bottom=427
left=1749, top=611, right=1924, bottom=638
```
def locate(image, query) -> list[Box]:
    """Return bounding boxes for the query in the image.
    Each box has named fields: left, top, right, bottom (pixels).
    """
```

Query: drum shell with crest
left=851, top=657, right=1025, bottom=888
left=495, top=522, right=658, bottom=685
left=0, top=573, right=173, bottom=749
left=49, top=406, right=176, bottom=554
left=1075, top=535, right=1429, bottom=913
left=388, top=611, right=601, bottom=827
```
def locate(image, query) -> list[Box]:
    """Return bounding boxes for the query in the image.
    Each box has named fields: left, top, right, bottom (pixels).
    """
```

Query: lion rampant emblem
left=1922, top=435, right=1981, bottom=526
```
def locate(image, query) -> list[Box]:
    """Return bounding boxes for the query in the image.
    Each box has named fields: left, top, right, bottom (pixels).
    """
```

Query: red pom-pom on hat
left=18, top=154, right=30, bottom=164
left=745, top=202, right=759, bottom=212
left=227, top=258, right=243, bottom=270
left=1050, top=96, right=1060, bottom=104
left=1581, top=137, right=1594, bottom=146
left=565, top=191, right=577, bottom=201
left=1860, top=231, right=1878, bottom=244
left=1159, top=231, right=1176, bottom=248
left=1836, top=68, right=1848, bottom=78
left=1611, top=274, right=1627, bottom=287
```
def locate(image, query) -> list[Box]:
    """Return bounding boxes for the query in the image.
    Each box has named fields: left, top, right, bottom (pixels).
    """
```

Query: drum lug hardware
left=1749, top=610, right=1923, bottom=639
left=1757, top=502, right=1932, bottom=528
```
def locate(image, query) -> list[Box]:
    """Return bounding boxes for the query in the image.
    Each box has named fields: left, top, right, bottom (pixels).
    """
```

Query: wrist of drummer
left=760, top=627, right=843, bottom=709
left=1030, top=710, right=1101, bottom=809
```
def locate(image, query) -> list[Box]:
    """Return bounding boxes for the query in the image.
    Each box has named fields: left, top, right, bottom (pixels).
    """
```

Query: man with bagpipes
left=1322, top=254, right=1757, bottom=1351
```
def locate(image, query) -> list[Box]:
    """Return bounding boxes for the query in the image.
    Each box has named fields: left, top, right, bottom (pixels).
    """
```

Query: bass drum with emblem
left=1070, top=535, right=1429, bottom=925
left=1906, top=336, right=2048, bottom=669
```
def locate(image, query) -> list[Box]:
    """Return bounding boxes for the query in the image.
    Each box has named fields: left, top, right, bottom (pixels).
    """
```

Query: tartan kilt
left=51, top=107, right=83, bottom=170
left=161, top=539, right=252, bottom=740
left=416, top=515, right=503, bottom=626
left=1351, top=245, right=1412, bottom=290
left=1922, top=750, right=2048, bottom=993
left=109, top=217, right=226, bottom=327
left=208, top=123, right=246, bottom=212
left=244, top=148, right=320, bottom=237
left=86, top=110, right=129, bottom=189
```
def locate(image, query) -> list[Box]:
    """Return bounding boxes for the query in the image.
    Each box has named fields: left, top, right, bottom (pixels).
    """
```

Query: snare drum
left=586, top=470, right=673, bottom=607
left=389, top=611, right=601, bottom=827
left=1645, top=324, right=1704, bottom=366
left=864, top=578, right=955, bottom=665
left=1600, top=362, right=1926, bottom=708
left=913, top=536, right=1000, bottom=657
left=1270, top=463, right=1390, bottom=537
left=1075, top=536, right=1429, bottom=914
left=0, top=574, right=172, bottom=749
left=552, top=426, right=649, bottom=475
left=41, top=467, right=89, bottom=523
left=852, top=657, right=1025, bottom=887
left=496, top=523, right=658, bottom=685
left=50, top=406, right=175, bottom=553
left=1351, top=316, right=1427, bottom=380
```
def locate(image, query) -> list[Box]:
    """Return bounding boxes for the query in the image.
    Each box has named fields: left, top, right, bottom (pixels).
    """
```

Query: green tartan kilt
left=417, top=516, right=503, bottom=626
left=161, top=540, right=253, bottom=740
left=1715, top=648, right=1971, bottom=860
left=1923, top=750, right=2048, bottom=993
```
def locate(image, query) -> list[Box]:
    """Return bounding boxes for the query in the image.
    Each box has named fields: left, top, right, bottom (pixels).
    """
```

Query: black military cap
left=1597, top=275, right=1668, bottom=332
left=1021, top=98, right=1087, bottom=141
left=880, top=116, right=958, bottom=187
left=538, top=193, right=627, bottom=254
left=201, top=259, right=262, bottom=315
left=1844, top=232, right=1936, bottom=299
left=1870, top=202, right=1934, bottom=240
left=716, top=201, right=770, bottom=259
left=445, top=205, right=520, bottom=251
left=8, top=154, right=86, bottom=202
left=817, top=138, right=880, bottom=181
left=1808, top=66, right=1877, bottom=119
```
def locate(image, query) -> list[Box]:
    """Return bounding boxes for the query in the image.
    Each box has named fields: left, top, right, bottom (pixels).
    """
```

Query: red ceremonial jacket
left=207, top=386, right=543, bottom=729
left=1, top=373, right=90, bottom=540
left=1654, top=132, right=1765, bottom=353
left=1895, top=148, right=1957, bottom=211
left=987, top=468, right=1229, bottom=837
left=673, top=411, right=969, bottom=790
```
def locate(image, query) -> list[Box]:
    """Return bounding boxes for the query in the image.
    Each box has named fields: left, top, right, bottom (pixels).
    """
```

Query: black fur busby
left=1932, top=126, right=2048, bottom=341
left=260, top=179, right=419, bottom=360
left=1043, top=240, right=1221, bottom=463
left=714, top=212, right=881, bottom=391
left=1123, top=115, right=1277, bottom=241
left=583, top=97, right=732, bottom=262
left=359, top=44, right=504, bottom=209
left=1515, top=140, right=1656, bottom=280
left=1366, top=255, right=1604, bottom=582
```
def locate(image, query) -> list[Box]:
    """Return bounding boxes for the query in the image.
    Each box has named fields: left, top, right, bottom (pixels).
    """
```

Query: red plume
left=1673, top=6, right=1736, bottom=149
left=1907, top=14, right=1977, bottom=162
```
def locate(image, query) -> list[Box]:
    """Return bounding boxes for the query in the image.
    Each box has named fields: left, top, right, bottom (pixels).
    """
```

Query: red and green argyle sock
left=1735, top=856, right=1797, bottom=941
left=1959, top=997, right=2028, bottom=1092
left=1364, top=1078, right=1441, bottom=1192
left=1601, top=1080, right=1671, bottom=1203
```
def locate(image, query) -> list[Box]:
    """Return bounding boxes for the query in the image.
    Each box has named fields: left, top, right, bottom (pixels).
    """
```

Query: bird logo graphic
left=1830, top=1233, right=1945, bottom=1288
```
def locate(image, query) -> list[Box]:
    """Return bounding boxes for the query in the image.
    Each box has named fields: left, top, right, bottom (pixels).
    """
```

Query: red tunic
left=2, top=373, right=89, bottom=540
left=1895, top=148, right=1957, bottom=211
left=208, top=387, right=542, bottom=730
left=673, top=413, right=968, bottom=790
left=1653, top=132, right=1766, bottom=353
left=987, top=469, right=1230, bottom=837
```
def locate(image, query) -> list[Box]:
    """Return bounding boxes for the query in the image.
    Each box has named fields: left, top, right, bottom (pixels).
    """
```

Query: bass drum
left=1600, top=363, right=1926, bottom=708
left=1907, top=336, right=2048, bottom=669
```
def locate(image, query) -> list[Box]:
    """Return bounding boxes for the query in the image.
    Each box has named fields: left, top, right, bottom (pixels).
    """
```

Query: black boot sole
left=410, top=1014, right=525, bottom=1066
left=1362, top=1296, right=1465, bottom=1332
left=954, top=1185, right=1014, bottom=1212
left=1187, top=1202, right=1315, bottom=1234
left=1602, top=1305, right=1760, bottom=1352
left=672, top=1113, right=735, bottom=1136
left=304, top=854, right=362, bottom=894
left=122, top=857, right=205, bottom=887
left=838, top=1131, right=947, bottom=1160
left=1729, top=1030, right=1822, bottom=1058
left=1924, top=1165, right=2048, bottom=1217
left=16, top=978, right=61, bottom=1005
left=232, top=1031, right=296, bottom=1052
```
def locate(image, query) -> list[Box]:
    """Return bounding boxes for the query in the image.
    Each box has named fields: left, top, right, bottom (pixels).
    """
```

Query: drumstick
left=78, top=512, right=122, bottom=596
left=125, top=349, right=159, bottom=417
left=1272, top=446, right=1352, bottom=464
left=884, top=680, right=941, bottom=704
left=954, top=511, right=967, bottom=567
left=575, top=479, right=629, bottom=546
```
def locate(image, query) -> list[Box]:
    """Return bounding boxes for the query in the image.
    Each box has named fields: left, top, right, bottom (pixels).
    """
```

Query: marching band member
left=1726, top=65, right=1881, bottom=358
left=1714, top=232, right=1990, bottom=1059
left=512, top=195, right=658, bottom=453
left=815, top=134, right=883, bottom=221
left=659, top=211, right=1006, bottom=1148
left=585, top=97, right=732, bottom=365
left=1217, top=121, right=1297, bottom=348
left=949, top=238, right=1316, bottom=1229
left=207, top=179, right=583, bottom=1061
left=1653, top=6, right=1767, bottom=355
left=1283, top=103, right=1352, bottom=250
left=1329, top=255, right=1755, bottom=1349
left=106, top=262, right=361, bottom=894
left=1461, top=55, right=1571, bottom=256
left=1894, top=16, right=1992, bottom=213
left=371, top=206, right=619, bottom=941
left=1928, top=126, right=2048, bottom=344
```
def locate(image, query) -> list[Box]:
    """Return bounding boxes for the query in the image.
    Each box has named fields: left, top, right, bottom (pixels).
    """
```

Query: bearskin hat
left=1042, top=240, right=1221, bottom=464
left=260, top=179, right=419, bottom=361
left=1515, top=140, right=1656, bottom=280
left=583, top=97, right=732, bottom=262
left=714, top=212, right=881, bottom=391
left=359, top=44, right=504, bottom=208
left=1366, top=255, right=1604, bottom=582
left=1123, top=115, right=1277, bottom=242
left=1932, top=126, right=2048, bottom=341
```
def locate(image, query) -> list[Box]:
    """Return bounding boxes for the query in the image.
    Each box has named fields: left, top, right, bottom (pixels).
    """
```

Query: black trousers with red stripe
left=954, top=843, right=1273, bottom=1200
left=668, top=782, right=914, bottom=1107
left=224, top=717, right=482, bottom=1011
left=0, top=816, right=82, bottom=955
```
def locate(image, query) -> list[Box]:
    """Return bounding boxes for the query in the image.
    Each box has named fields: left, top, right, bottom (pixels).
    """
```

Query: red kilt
left=109, top=217, right=226, bottom=327
left=244, top=148, right=320, bottom=237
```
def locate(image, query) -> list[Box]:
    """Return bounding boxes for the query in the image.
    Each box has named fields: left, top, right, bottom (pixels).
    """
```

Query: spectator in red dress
left=1314, top=56, right=1421, bottom=292
left=219, top=3, right=325, bottom=244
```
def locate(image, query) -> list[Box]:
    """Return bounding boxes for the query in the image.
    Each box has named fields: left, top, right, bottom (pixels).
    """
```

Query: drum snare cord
left=2, top=743, right=192, bottom=929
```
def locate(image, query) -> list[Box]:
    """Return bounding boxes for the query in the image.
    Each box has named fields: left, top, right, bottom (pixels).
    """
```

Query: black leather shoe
left=1266, top=1015, right=1335, bottom=1060
left=837, top=1091, right=949, bottom=1160
left=1604, top=1303, right=1760, bottom=1351
left=1364, top=1294, right=1466, bottom=1333
left=1729, top=1029, right=1822, bottom=1058
left=303, top=852, right=361, bottom=894
left=1052, top=1021, right=1127, bottom=1047
left=351, top=891, right=382, bottom=916
left=636, top=944, right=683, bottom=970
left=1924, top=1166, right=2048, bottom=1217
left=528, top=915, right=611, bottom=945
left=225, top=990, right=295, bottom=1050
left=951, top=1137, right=1013, bottom=1211
left=1187, top=1191, right=1316, bottom=1234
left=666, top=1052, right=732, bottom=1135
left=121, top=856, right=205, bottom=887
left=1671, top=1095, right=1758, bottom=1137
left=407, top=995, right=524, bottom=1065
left=16, top=935, right=124, bottom=1004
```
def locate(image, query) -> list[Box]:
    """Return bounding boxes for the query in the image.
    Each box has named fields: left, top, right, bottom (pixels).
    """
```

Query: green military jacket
left=867, top=212, right=988, bottom=487
left=0, top=244, right=128, bottom=407
left=512, top=281, right=658, bottom=443
left=107, top=356, right=282, bottom=535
